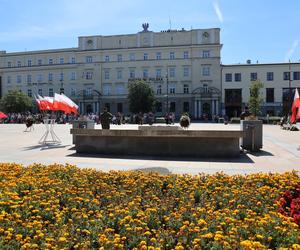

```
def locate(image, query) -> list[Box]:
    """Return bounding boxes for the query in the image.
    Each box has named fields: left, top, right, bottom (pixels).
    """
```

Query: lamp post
left=60, top=73, right=64, bottom=94
left=289, top=60, right=292, bottom=112
left=93, top=90, right=102, bottom=118
left=166, top=71, right=169, bottom=114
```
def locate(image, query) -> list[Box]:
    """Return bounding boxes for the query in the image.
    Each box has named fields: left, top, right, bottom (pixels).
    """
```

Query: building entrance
left=202, top=103, right=211, bottom=117
left=225, top=89, right=242, bottom=118
left=86, top=104, right=93, bottom=114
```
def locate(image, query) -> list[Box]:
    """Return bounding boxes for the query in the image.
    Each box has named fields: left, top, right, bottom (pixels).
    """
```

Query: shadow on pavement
left=245, top=150, right=274, bottom=157
left=22, top=144, right=71, bottom=151
left=66, top=152, right=254, bottom=164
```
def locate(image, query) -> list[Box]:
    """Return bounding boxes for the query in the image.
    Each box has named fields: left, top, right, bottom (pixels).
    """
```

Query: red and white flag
left=290, top=88, right=300, bottom=123
left=53, top=93, right=71, bottom=113
left=34, top=94, right=42, bottom=110
left=43, top=96, right=55, bottom=110
left=61, top=94, right=78, bottom=114
left=37, top=95, right=48, bottom=110
left=53, top=93, right=77, bottom=114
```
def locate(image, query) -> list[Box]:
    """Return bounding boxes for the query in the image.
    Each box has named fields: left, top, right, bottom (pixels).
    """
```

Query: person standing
left=100, top=107, right=113, bottom=129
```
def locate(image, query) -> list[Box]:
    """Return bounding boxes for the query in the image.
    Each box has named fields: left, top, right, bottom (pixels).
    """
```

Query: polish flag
left=43, top=96, right=54, bottom=110
left=53, top=93, right=73, bottom=114
left=37, top=95, right=47, bottom=110
left=34, top=94, right=42, bottom=110
left=61, top=94, right=78, bottom=114
left=290, top=88, right=300, bottom=123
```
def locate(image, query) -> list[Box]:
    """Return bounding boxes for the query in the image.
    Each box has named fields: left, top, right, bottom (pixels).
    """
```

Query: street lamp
left=93, top=90, right=102, bottom=118
left=289, top=60, right=292, bottom=112
left=60, top=72, right=64, bottom=94
left=166, top=71, right=169, bottom=114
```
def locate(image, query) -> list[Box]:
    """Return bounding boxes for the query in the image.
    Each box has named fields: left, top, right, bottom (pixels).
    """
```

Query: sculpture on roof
left=142, top=23, right=149, bottom=32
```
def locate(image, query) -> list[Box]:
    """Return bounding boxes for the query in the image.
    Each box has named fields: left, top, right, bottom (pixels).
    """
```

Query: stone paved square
left=0, top=123, right=299, bottom=174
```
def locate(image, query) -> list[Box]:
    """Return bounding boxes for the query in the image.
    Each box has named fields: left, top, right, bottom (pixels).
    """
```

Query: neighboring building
left=0, top=24, right=299, bottom=118
left=0, top=24, right=222, bottom=118
left=222, top=62, right=300, bottom=117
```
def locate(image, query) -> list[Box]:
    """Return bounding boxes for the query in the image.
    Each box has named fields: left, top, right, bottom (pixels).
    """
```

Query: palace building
left=0, top=24, right=299, bottom=118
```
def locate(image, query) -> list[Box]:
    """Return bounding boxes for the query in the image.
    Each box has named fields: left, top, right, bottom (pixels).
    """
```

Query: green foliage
left=249, top=80, right=263, bottom=116
left=127, top=80, right=155, bottom=113
left=0, top=90, right=33, bottom=113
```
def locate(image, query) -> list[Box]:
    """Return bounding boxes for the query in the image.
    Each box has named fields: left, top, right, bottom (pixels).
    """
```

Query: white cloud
left=285, top=40, right=299, bottom=62
left=213, top=2, right=223, bottom=23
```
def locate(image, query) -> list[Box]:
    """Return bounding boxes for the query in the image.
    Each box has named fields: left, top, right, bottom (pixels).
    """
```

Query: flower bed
left=0, top=163, right=299, bottom=249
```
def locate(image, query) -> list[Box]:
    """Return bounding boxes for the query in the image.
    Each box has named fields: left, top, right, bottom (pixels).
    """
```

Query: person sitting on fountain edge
left=240, top=106, right=251, bottom=120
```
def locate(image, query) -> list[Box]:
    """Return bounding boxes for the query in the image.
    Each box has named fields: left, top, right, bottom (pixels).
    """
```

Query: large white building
left=0, top=24, right=299, bottom=118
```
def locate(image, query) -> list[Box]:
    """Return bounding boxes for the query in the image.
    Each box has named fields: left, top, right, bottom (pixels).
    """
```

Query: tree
left=0, top=90, right=33, bottom=113
left=248, top=80, right=263, bottom=117
left=127, top=80, right=155, bottom=113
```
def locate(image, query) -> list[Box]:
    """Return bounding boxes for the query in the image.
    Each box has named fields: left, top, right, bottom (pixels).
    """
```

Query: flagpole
left=289, top=60, right=292, bottom=112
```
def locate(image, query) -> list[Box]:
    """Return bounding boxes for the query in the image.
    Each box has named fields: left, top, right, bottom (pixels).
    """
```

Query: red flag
left=0, top=112, right=8, bottom=119
left=290, top=89, right=300, bottom=123
left=53, top=93, right=73, bottom=113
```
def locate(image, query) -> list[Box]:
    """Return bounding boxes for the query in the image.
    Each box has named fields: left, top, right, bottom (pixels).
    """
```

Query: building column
left=215, top=100, right=219, bottom=115
left=212, top=100, right=215, bottom=115
left=79, top=102, right=83, bottom=114
left=198, top=100, right=201, bottom=117
left=194, top=100, right=197, bottom=118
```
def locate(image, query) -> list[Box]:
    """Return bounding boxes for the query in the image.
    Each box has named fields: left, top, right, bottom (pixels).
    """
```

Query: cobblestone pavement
left=0, top=123, right=299, bottom=175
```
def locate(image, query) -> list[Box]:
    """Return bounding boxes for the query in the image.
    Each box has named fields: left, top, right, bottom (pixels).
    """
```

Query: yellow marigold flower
left=150, top=238, right=156, bottom=243
left=292, top=244, right=300, bottom=250
left=202, top=233, right=213, bottom=239
left=197, top=219, right=207, bottom=226
left=140, top=240, right=147, bottom=246
left=214, top=233, right=224, bottom=241
left=144, top=231, right=151, bottom=236
left=59, top=237, right=67, bottom=242
left=15, top=234, right=23, bottom=241
left=240, top=240, right=252, bottom=248
left=256, top=234, right=263, bottom=240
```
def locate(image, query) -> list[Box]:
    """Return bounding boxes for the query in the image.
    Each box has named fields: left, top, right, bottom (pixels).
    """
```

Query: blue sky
left=0, top=0, right=299, bottom=64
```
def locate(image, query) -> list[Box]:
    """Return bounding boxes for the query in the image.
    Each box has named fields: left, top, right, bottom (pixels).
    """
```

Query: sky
left=0, top=0, right=299, bottom=64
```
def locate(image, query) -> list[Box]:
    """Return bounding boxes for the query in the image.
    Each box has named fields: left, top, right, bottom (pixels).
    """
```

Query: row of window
left=6, top=72, right=79, bottom=84
left=27, top=87, right=96, bottom=98
left=28, top=83, right=191, bottom=98
left=7, top=57, right=77, bottom=68
left=5, top=50, right=212, bottom=68
left=225, top=71, right=300, bottom=82
left=104, top=67, right=197, bottom=80
left=225, top=87, right=275, bottom=103
left=102, top=83, right=190, bottom=96
left=5, top=66, right=211, bottom=84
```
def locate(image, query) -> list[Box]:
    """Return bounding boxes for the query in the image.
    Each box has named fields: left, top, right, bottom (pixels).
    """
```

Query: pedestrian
left=240, top=106, right=251, bottom=120
left=100, top=107, right=113, bottom=129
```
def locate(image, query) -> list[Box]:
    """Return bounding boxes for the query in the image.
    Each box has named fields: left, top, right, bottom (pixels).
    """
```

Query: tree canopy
left=0, top=90, right=33, bottom=113
left=249, top=80, right=263, bottom=117
left=127, top=80, right=155, bottom=113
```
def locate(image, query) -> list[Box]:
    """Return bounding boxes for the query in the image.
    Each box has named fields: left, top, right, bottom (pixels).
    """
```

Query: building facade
left=0, top=25, right=222, bottom=118
left=0, top=25, right=300, bottom=118
left=222, top=62, right=300, bottom=117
